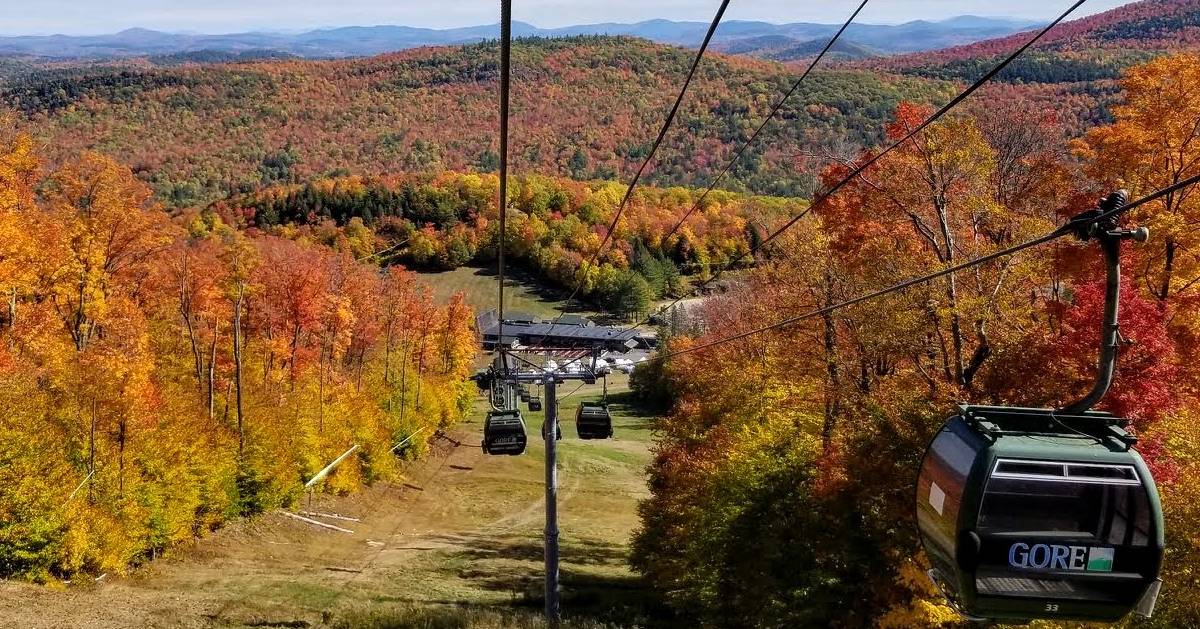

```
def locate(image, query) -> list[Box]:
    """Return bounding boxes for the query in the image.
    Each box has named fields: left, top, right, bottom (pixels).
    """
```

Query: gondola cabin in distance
left=917, top=405, right=1163, bottom=623
left=483, top=409, right=528, bottom=456
left=576, top=402, right=613, bottom=440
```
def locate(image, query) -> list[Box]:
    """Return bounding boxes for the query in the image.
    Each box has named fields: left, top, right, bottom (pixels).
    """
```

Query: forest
left=1, top=37, right=952, bottom=207
left=858, top=0, right=1200, bottom=139
left=0, top=118, right=478, bottom=581
left=5, top=0, right=1200, bottom=215
left=873, top=0, right=1200, bottom=66
left=630, top=53, right=1200, bottom=627
left=211, top=172, right=802, bottom=317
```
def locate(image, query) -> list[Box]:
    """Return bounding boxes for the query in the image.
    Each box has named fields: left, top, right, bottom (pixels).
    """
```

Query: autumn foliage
left=634, top=54, right=1200, bottom=627
left=2, top=37, right=951, bottom=207
left=210, top=171, right=803, bottom=317
left=0, top=128, right=476, bottom=581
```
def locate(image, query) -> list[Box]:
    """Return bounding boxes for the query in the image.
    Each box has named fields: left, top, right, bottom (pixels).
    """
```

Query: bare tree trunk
left=757, top=334, right=770, bottom=427
left=289, top=323, right=302, bottom=390
left=117, top=417, right=126, bottom=495
left=384, top=320, right=394, bottom=386
left=948, top=280, right=965, bottom=383
left=209, top=318, right=219, bottom=421
left=188, top=315, right=205, bottom=393
left=821, top=269, right=840, bottom=454
left=180, top=281, right=204, bottom=393
left=927, top=305, right=953, bottom=382
left=415, top=318, right=431, bottom=411
left=961, top=319, right=991, bottom=391
left=399, top=337, right=410, bottom=423
left=383, top=319, right=395, bottom=410
left=232, top=284, right=246, bottom=458
left=74, top=268, right=89, bottom=351
left=932, top=194, right=965, bottom=384
left=89, top=398, right=97, bottom=503
left=912, top=353, right=938, bottom=399
left=1160, top=235, right=1176, bottom=301
left=442, top=300, right=458, bottom=371
left=318, top=341, right=326, bottom=433
left=355, top=346, right=367, bottom=391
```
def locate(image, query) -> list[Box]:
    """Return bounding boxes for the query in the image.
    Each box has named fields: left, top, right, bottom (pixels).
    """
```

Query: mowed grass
left=334, top=605, right=625, bottom=629
left=2, top=266, right=664, bottom=629
left=324, top=373, right=668, bottom=629
left=420, top=265, right=599, bottom=320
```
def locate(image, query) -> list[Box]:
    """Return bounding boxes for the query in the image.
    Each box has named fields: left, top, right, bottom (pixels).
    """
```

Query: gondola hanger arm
left=1060, top=190, right=1151, bottom=416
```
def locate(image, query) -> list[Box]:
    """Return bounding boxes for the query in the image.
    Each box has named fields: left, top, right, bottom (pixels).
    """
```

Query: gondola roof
left=956, top=404, right=1139, bottom=457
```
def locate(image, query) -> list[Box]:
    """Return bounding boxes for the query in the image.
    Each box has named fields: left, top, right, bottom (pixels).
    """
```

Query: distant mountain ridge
left=0, top=16, right=1041, bottom=61
left=876, top=0, right=1200, bottom=70
left=866, top=0, right=1200, bottom=87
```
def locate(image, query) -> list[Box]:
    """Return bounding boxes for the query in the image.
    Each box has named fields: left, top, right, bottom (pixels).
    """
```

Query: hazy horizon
left=0, top=0, right=1137, bottom=37
left=1, top=15, right=1043, bottom=38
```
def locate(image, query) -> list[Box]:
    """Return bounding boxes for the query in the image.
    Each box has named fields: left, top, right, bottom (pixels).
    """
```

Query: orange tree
left=633, top=90, right=1190, bottom=626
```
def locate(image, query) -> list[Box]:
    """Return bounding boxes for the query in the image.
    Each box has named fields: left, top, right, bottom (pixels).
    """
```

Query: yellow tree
left=874, top=104, right=997, bottom=389
left=0, top=120, right=42, bottom=326
left=216, top=226, right=257, bottom=459
left=38, top=153, right=173, bottom=503
left=1083, top=54, right=1200, bottom=304
left=43, top=152, right=174, bottom=351
left=168, top=238, right=228, bottom=419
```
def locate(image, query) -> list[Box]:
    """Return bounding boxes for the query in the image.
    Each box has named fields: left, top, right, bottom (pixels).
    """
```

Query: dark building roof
left=482, top=322, right=630, bottom=342
left=476, top=309, right=654, bottom=351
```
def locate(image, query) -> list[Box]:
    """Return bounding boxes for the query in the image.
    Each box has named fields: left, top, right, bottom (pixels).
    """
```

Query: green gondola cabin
left=483, top=409, right=528, bottom=456
left=917, top=405, right=1164, bottom=623
left=575, top=402, right=613, bottom=440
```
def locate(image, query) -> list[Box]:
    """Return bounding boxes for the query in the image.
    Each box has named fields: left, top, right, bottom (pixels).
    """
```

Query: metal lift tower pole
left=543, top=375, right=561, bottom=623
left=489, top=348, right=612, bottom=623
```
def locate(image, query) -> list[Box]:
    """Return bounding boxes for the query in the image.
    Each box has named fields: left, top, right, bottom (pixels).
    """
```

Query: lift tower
left=486, top=346, right=613, bottom=624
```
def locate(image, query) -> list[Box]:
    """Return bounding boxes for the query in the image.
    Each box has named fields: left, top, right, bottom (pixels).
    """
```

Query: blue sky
left=0, top=0, right=1137, bottom=36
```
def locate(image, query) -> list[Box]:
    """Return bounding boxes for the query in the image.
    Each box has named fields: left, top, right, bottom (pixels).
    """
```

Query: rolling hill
left=876, top=0, right=1200, bottom=81
left=847, top=0, right=1200, bottom=135
left=4, top=0, right=1194, bottom=209
left=716, top=36, right=878, bottom=62
left=1, top=37, right=951, bottom=207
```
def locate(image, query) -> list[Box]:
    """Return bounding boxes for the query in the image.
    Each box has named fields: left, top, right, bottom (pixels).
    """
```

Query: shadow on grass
left=334, top=601, right=639, bottom=629
left=425, top=533, right=627, bottom=567
left=470, top=266, right=588, bottom=314
left=604, top=392, right=661, bottom=430
left=401, top=533, right=675, bottom=628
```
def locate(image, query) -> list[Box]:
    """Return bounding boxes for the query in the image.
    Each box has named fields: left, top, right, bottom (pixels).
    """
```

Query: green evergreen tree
left=568, top=147, right=589, bottom=179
